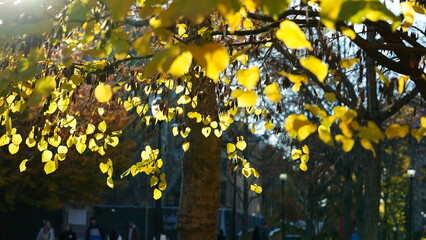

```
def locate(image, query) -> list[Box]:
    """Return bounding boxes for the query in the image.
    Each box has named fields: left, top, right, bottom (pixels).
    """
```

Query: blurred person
left=252, top=227, right=260, bottom=240
left=107, top=228, right=122, bottom=240
left=36, top=220, right=55, bottom=240
left=127, top=221, right=140, bottom=240
left=59, top=224, right=77, bottom=240
left=217, top=229, right=226, bottom=240
left=152, top=230, right=167, bottom=240
left=86, top=217, right=105, bottom=240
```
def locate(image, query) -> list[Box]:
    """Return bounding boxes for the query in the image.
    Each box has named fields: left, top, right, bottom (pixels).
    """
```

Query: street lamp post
left=279, top=173, right=288, bottom=240
left=152, top=99, right=162, bottom=240
left=407, top=167, right=416, bottom=240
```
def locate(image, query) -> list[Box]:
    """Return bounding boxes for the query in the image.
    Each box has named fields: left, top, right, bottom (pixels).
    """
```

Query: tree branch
left=379, top=87, right=420, bottom=121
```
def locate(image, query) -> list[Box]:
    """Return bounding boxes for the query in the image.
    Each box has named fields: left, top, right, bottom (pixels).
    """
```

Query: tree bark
left=176, top=77, right=221, bottom=240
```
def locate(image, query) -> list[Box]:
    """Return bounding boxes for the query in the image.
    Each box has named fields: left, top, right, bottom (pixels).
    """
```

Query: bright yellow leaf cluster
left=231, top=66, right=260, bottom=107
left=291, top=145, right=309, bottom=171
left=120, top=145, right=166, bottom=199
left=284, top=114, right=317, bottom=141
left=99, top=159, right=114, bottom=188
left=276, top=20, right=313, bottom=51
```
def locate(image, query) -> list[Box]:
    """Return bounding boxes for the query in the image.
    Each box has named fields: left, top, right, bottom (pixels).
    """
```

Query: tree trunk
left=176, top=77, right=221, bottom=240
left=343, top=176, right=353, bottom=240
left=359, top=26, right=382, bottom=240
left=242, top=180, right=249, bottom=236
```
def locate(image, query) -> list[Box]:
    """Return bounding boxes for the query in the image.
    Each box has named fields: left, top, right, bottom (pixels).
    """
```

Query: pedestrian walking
left=36, top=220, right=55, bottom=240
left=59, top=224, right=77, bottom=240
left=127, top=221, right=140, bottom=240
left=86, top=217, right=106, bottom=240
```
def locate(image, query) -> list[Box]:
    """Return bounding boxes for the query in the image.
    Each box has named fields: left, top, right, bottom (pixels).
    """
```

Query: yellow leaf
left=107, top=136, right=119, bottom=147
left=242, top=0, right=259, bottom=11
left=42, top=150, right=53, bottom=162
left=19, top=159, right=29, bottom=172
left=98, top=108, right=105, bottom=116
left=172, top=127, right=179, bottom=136
left=201, top=127, right=212, bottom=138
left=214, top=129, right=222, bottom=137
left=385, top=124, right=409, bottom=139
left=300, top=56, right=328, bottom=83
left=150, top=176, right=159, bottom=187
left=265, top=82, right=282, bottom=102
left=285, top=114, right=317, bottom=141
left=401, top=2, right=415, bottom=30
left=276, top=20, right=313, bottom=50
left=291, top=149, right=302, bottom=160
left=340, top=58, right=359, bottom=69
left=320, top=0, right=344, bottom=29
left=339, top=121, right=353, bottom=138
left=180, top=127, right=191, bottom=138
left=182, top=142, right=190, bottom=152
left=398, top=75, right=409, bottom=94
left=153, top=188, right=162, bottom=200
left=237, top=66, right=260, bottom=89
left=107, top=176, right=114, bottom=188
left=359, top=121, right=384, bottom=144
left=299, top=162, right=308, bottom=171
left=99, top=161, right=110, bottom=173
left=411, top=128, right=426, bottom=143
left=187, top=43, right=229, bottom=82
left=250, top=184, right=262, bottom=194
left=76, top=142, right=87, bottom=154
left=227, top=143, right=236, bottom=154
left=325, top=92, right=336, bottom=103
left=86, top=123, right=96, bottom=135
left=302, top=145, right=309, bottom=154
left=301, top=154, right=309, bottom=163
left=71, top=74, right=84, bottom=85
left=340, top=27, right=356, bottom=40
left=0, top=134, right=10, bottom=146
left=335, top=134, right=355, bottom=152
left=168, top=51, right=193, bottom=78
left=58, top=145, right=68, bottom=154
left=94, top=83, right=113, bottom=103
left=236, top=140, right=247, bottom=151
left=8, top=143, right=19, bottom=155
left=57, top=97, right=70, bottom=112
left=11, top=134, right=22, bottom=145
left=44, top=160, right=56, bottom=174
left=132, top=32, right=151, bottom=56
left=231, top=89, right=258, bottom=107
left=243, top=18, right=253, bottom=29
left=242, top=168, right=251, bottom=178
left=421, top=117, right=426, bottom=128
left=98, top=121, right=107, bottom=132
left=48, top=135, right=61, bottom=147
left=318, top=125, right=334, bottom=146
left=264, top=121, right=274, bottom=130
left=361, top=138, right=376, bottom=157
left=375, top=68, right=390, bottom=86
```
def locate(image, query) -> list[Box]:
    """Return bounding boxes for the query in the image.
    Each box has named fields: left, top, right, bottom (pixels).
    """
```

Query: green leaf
left=338, top=0, right=400, bottom=29
left=66, top=1, right=90, bottom=24
left=101, top=0, right=134, bottom=22
left=260, top=0, right=291, bottom=20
